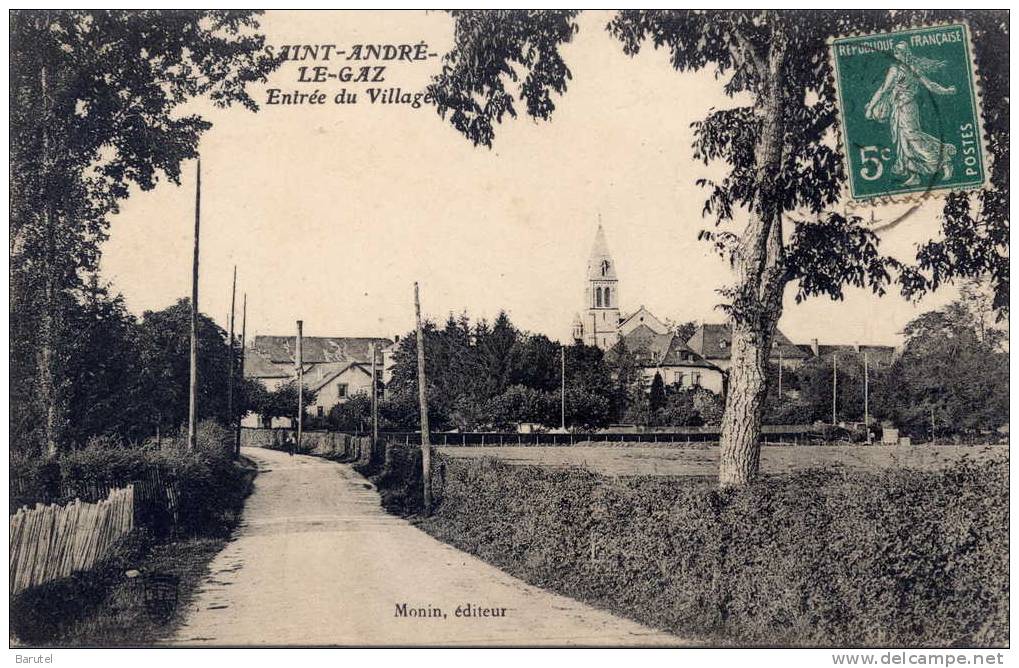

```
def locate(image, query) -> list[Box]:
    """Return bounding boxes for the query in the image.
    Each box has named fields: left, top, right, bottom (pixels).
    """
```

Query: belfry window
left=596, top=287, right=603, bottom=307
left=604, top=287, right=611, bottom=307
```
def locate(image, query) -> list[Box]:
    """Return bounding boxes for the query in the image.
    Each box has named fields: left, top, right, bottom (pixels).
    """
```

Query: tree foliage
left=649, top=373, right=667, bottom=412
left=878, top=288, right=1008, bottom=438
left=247, top=381, right=319, bottom=427
left=383, top=311, right=631, bottom=431
left=10, top=10, right=279, bottom=453
left=652, top=384, right=725, bottom=428
left=10, top=295, right=248, bottom=454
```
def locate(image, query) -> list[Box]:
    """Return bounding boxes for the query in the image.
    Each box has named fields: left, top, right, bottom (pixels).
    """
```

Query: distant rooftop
left=249, top=335, right=393, bottom=365
left=686, top=323, right=808, bottom=361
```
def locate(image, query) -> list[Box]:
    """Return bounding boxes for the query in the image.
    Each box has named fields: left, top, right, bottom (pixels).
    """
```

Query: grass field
left=437, top=443, right=1008, bottom=477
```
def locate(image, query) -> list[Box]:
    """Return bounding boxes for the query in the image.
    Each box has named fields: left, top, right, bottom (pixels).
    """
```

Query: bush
left=414, top=456, right=1008, bottom=647
left=11, top=421, right=252, bottom=538
left=350, top=441, right=429, bottom=515
left=373, top=443, right=427, bottom=515
left=326, top=393, right=371, bottom=432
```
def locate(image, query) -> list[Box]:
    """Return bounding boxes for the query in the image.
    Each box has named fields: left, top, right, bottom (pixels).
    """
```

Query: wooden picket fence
left=9, top=485, right=134, bottom=595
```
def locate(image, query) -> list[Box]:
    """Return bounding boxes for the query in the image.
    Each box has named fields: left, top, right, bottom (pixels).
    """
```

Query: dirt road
left=171, top=447, right=682, bottom=647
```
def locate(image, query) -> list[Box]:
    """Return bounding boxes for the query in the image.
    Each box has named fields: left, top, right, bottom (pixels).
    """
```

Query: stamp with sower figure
left=830, top=23, right=987, bottom=201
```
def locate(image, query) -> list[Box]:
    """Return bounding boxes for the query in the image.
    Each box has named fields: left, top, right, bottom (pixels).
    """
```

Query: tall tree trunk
left=718, top=32, right=789, bottom=488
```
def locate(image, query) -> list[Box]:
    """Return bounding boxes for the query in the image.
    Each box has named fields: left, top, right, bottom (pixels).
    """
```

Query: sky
left=100, top=10, right=957, bottom=347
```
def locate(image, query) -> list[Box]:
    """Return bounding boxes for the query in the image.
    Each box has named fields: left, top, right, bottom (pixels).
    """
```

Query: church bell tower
left=583, top=224, right=621, bottom=350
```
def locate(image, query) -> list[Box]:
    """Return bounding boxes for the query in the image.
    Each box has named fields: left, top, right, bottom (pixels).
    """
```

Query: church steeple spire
left=586, top=223, right=617, bottom=280
left=581, top=222, right=621, bottom=350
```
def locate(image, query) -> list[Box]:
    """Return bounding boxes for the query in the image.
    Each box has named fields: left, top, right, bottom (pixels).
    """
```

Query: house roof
left=859, top=345, right=898, bottom=363
left=244, top=348, right=291, bottom=379
left=609, top=325, right=719, bottom=370
left=686, top=323, right=809, bottom=361
left=812, top=344, right=898, bottom=364
left=250, top=335, right=392, bottom=365
left=308, top=362, right=372, bottom=393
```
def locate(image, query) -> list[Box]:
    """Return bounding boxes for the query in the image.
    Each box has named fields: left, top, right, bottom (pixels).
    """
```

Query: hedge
left=408, top=453, right=1007, bottom=647
left=11, top=421, right=253, bottom=538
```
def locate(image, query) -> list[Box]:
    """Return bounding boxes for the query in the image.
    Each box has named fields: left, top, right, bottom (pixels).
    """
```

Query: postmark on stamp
left=830, top=23, right=987, bottom=201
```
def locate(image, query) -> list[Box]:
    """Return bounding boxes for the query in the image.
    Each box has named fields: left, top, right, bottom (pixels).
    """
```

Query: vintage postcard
left=8, top=8, right=1009, bottom=659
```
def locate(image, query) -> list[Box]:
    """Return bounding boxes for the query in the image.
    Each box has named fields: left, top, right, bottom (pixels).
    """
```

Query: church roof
left=618, top=306, right=670, bottom=335
left=586, top=224, right=618, bottom=280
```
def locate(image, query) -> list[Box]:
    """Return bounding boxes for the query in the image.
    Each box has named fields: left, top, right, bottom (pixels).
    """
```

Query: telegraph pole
left=235, top=293, right=246, bottom=457
left=227, top=266, right=237, bottom=456
left=560, top=345, right=566, bottom=431
left=370, top=342, right=379, bottom=448
left=831, top=353, right=838, bottom=426
left=414, top=282, right=432, bottom=514
left=296, top=320, right=304, bottom=453
left=187, top=160, right=201, bottom=451
left=778, top=350, right=783, bottom=399
left=863, top=351, right=871, bottom=444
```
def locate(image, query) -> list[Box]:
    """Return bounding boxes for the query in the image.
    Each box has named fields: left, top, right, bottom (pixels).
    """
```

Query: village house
left=242, top=335, right=396, bottom=427
left=606, top=324, right=726, bottom=394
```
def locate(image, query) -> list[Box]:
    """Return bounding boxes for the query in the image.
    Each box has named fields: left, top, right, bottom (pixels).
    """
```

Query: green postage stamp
left=830, top=23, right=987, bottom=200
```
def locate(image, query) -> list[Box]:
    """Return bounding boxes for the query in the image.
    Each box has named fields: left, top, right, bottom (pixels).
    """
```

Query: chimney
left=854, top=341, right=861, bottom=353
left=811, top=338, right=819, bottom=356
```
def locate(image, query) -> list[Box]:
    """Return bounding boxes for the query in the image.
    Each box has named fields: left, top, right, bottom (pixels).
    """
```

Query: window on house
left=316, top=406, right=324, bottom=417
left=693, top=373, right=701, bottom=387
left=337, top=383, right=348, bottom=398
left=675, top=372, right=685, bottom=385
